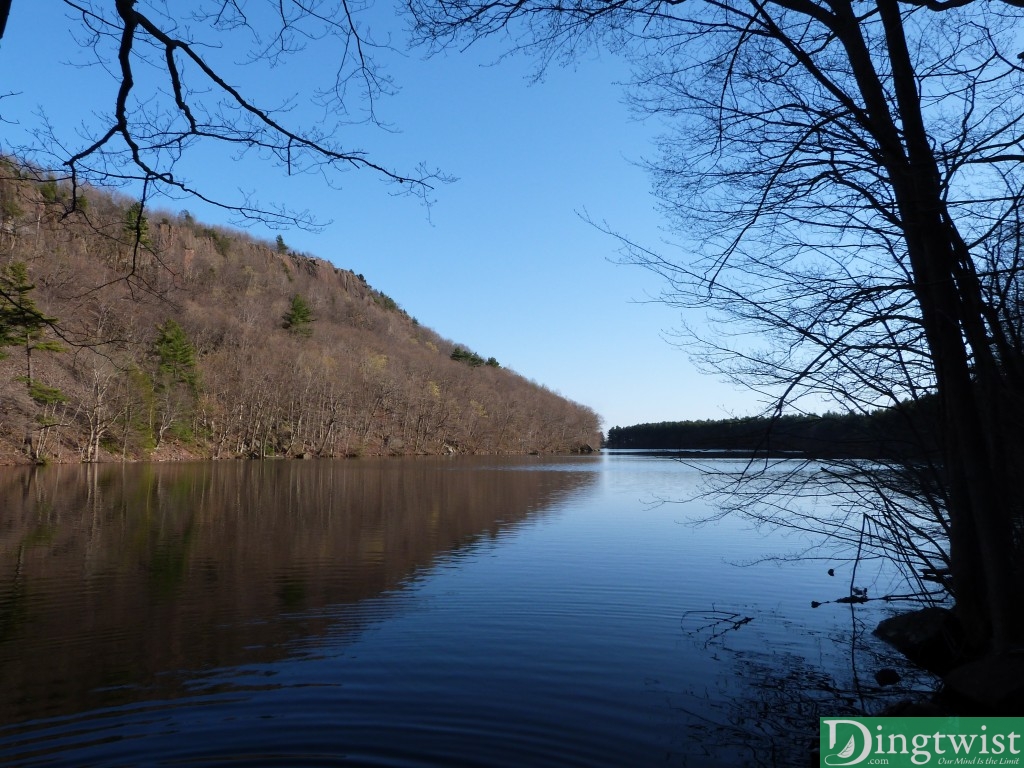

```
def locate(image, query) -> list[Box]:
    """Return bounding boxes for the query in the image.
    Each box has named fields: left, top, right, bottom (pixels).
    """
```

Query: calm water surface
left=0, top=454, right=933, bottom=766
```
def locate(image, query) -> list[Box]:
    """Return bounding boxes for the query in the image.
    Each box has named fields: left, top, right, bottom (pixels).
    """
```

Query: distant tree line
left=605, top=399, right=941, bottom=460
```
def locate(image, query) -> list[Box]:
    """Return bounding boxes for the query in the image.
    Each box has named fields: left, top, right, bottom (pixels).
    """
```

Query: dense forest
left=0, top=160, right=601, bottom=463
left=605, top=400, right=941, bottom=460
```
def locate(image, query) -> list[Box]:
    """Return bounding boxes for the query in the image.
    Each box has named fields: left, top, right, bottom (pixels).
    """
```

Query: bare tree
left=408, top=0, right=1024, bottom=654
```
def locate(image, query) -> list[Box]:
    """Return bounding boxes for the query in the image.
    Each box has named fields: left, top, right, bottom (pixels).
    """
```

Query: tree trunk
left=838, top=0, right=1024, bottom=652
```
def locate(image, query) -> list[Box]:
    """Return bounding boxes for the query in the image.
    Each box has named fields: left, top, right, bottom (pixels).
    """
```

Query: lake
left=0, top=453, right=934, bottom=766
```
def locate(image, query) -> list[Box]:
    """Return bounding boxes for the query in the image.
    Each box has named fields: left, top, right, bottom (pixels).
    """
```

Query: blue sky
left=1, top=1, right=767, bottom=430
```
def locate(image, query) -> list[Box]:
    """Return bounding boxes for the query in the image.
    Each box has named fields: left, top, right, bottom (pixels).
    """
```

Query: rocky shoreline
left=875, top=607, right=1024, bottom=715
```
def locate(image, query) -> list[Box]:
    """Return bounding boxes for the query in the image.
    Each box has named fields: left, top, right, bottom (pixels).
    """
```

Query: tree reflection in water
left=674, top=605, right=939, bottom=767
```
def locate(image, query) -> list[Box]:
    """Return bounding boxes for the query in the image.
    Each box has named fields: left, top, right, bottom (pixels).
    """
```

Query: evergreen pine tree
left=0, top=262, right=63, bottom=385
left=282, top=294, right=314, bottom=337
left=0, top=262, right=65, bottom=459
left=153, top=319, right=199, bottom=393
left=124, top=202, right=151, bottom=247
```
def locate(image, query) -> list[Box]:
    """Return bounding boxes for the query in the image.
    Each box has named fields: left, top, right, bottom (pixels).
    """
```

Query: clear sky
left=0, top=1, right=768, bottom=430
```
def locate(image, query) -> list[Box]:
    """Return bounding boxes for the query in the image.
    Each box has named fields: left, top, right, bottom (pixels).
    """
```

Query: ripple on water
left=0, top=456, right=934, bottom=767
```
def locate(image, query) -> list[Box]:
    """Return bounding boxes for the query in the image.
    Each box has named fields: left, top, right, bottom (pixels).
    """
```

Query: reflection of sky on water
left=0, top=455, right=935, bottom=767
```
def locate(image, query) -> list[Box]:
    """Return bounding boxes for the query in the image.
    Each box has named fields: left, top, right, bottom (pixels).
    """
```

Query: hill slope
left=0, top=163, right=601, bottom=463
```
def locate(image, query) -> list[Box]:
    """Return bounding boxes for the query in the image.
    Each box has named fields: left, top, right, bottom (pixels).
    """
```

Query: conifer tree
left=153, top=319, right=199, bottom=394
left=0, top=261, right=63, bottom=386
left=123, top=202, right=151, bottom=248
left=0, top=261, right=65, bottom=459
left=282, top=294, right=314, bottom=337
left=150, top=319, right=200, bottom=447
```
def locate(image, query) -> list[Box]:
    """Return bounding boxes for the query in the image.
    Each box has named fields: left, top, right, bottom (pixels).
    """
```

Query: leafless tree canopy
left=1, top=1, right=441, bottom=227
left=407, top=0, right=1024, bottom=654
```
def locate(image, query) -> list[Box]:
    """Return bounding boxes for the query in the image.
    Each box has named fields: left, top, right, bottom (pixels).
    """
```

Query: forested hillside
left=0, top=162, right=600, bottom=463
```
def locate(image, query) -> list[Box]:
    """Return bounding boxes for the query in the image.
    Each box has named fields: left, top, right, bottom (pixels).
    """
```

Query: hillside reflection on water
left=0, top=455, right=934, bottom=766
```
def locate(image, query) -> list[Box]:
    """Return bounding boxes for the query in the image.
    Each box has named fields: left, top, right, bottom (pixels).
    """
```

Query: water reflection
left=675, top=605, right=937, bottom=766
left=0, top=458, right=598, bottom=726
left=0, top=454, right=939, bottom=767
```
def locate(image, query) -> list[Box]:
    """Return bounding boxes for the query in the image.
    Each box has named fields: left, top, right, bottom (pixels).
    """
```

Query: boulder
left=944, top=654, right=1024, bottom=714
left=873, top=607, right=964, bottom=674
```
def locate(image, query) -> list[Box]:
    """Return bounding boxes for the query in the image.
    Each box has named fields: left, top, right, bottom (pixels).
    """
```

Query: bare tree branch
left=6, top=1, right=448, bottom=235
left=408, top=0, right=1024, bottom=653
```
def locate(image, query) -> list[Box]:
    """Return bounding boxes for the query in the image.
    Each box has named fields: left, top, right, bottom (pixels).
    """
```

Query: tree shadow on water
left=670, top=607, right=940, bottom=767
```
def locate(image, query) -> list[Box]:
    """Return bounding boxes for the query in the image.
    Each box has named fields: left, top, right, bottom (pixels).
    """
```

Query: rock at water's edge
left=944, top=654, right=1024, bottom=714
left=873, top=607, right=963, bottom=675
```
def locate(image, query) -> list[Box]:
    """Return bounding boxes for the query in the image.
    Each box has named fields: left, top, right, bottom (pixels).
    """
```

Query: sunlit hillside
left=0, top=161, right=601, bottom=463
